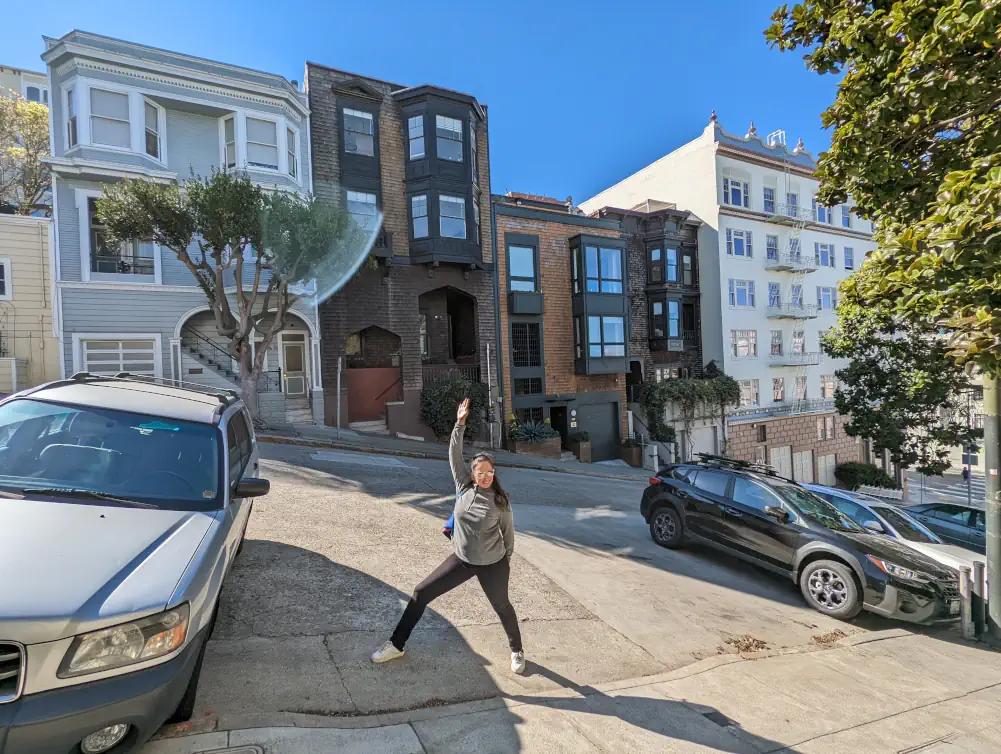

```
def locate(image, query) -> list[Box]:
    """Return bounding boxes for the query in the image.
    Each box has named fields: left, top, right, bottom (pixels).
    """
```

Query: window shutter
left=726, top=228, right=733, bottom=255
left=746, top=231, right=752, bottom=257
left=723, top=178, right=730, bottom=203
left=743, top=182, right=749, bottom=208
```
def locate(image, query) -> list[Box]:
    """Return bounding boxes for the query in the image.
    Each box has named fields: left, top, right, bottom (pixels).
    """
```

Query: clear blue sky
left=4, top=0, right=838, bottom=202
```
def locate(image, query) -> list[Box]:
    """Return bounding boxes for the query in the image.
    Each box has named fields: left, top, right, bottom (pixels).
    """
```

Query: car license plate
left=949, top=599, right=960, bottom=616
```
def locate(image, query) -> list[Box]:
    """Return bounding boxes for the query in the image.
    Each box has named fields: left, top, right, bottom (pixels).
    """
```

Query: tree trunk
left=238, top=343, right=262, bottom=422
left=983, top=373, right=1001, bottom=640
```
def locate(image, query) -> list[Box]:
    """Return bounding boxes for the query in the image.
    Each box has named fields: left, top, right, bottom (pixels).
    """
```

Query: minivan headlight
left=865, top=555, right=929, bottom=583
left=58, top=604, right=189, bottom=678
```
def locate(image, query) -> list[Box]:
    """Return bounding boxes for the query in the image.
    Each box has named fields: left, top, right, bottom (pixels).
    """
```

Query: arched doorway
left=417, top=286, right=480, bottom=384
left=345, top=326, right=403, bottom=425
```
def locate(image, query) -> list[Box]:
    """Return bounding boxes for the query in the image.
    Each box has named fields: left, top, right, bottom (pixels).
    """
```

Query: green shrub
left=834, top=461, right=899, bottom=490
left=419, top=375, right=488, bottom=440
left=509, top=420, right=559, bottom=444
left=569, top=430, right=590, bottom=442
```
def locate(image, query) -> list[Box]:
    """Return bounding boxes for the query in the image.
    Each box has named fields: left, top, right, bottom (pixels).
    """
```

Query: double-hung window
left=472, top=194, right=480, bottom=244
left=763, top=187, right=776, bottom=213
left=820, top=374, right=836, bottom=399
left=439, top=194, right=466, bottom=239
left=817, top=286, right=837, bottom=311
left=0, top=259, right=10, bottom=301
left=223, top=116, right=236, bottom=168
left=725, top=229, right=752, bottom=258
left=144, top=100, right=161, bottom=159
left=766, top=235, right=779, bottom=260
left=731, top=330, right=757, bottom=358
left=770, top=330, right=783, bottom=355
left=666, top=248, right=678, bottom=281
left=768, top=282, right=781, bottom=308
left=408, top=115, right=425, bottom=159
left=286, top=128, right=298, bottom=178
left=791, top=330, right=805, bottom=354
left=411, top=194, right=428, bottom=239
left=844, top=247, right=854, bottom=270
left=728, top=279, right=755, bottom=307
left=588, top=316, right=625, bottom=357
left=585, top=246, right=623, bottom=293
left=90, top=88, right=131, bottom=148
left=347, top=191, right=378, bottom=231
left=436, top=115, right=463, bottom=162
left=668, top=300, right=680, bottom=337
left=682, top=254, right=693, bottom=285
left=509, top=245, right=537, bottom=292
left=723, top=177, right=749, bottom=208
left=795, top=375, right=808, bottom=400
left=786, top=193, right=799, bottom=217
left=790, top=284, right=803, bottom=308
left=246, top=117, right=278, bottom=169
left=841, top=204, right=852, bottom=228
left=66, top=90, right=78, bottom=148
left=344, top=109, right=375, bottom=156
left=815, top=243, right=835, bottom=268
left=470, top=120, right=478, bottom=181
left=651, top=300, right=665, bottom=338
left=773, top=377, right=785, bottom=402
left=738, top=379, right=760, bottom=407
left=648, top=247, right=663, bottom=283
left=813, top=199, right=830, bottom=224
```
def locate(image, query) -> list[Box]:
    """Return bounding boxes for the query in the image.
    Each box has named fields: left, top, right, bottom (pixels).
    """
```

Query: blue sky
left=5, top=0, right=838, bottom=202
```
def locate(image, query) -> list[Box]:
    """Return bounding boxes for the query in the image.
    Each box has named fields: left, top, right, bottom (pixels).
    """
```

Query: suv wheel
left=799, top=559, right=862, bottom=620
left=649, top=505, right=683, bottom=549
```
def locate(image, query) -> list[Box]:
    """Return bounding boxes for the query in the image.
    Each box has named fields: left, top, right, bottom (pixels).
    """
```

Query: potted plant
left=506, top=417, right=562, bottom=459
left=568, top=431, right=591, bottom=463
left=621, top=437, right=644, bottom=468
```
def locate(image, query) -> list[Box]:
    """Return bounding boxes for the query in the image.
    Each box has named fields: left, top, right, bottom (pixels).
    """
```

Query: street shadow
left=509, top=662, right=792, bottom=753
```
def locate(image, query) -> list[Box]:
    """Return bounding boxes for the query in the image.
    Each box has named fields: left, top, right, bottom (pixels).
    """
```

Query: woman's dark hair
left=470, top=453, right=510, bottom=509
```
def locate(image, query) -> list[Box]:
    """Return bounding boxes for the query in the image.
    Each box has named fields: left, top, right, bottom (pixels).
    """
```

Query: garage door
left=818, top=453, right=836, bottom=486
left=770, top=445, right=792, bottom=479
left=576, top=402, right=620, bottom=462
left=794, top=450, right=815, bottom=483
left=81, top=338, right=158, bottom=377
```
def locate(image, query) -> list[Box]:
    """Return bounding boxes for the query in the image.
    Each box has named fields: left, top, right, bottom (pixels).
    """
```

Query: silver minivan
left=0, top=374, right=270, bottom=754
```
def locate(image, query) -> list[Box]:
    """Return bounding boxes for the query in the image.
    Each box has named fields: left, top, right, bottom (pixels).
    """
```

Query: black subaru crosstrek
left=640, top=456, right=960, bottom=624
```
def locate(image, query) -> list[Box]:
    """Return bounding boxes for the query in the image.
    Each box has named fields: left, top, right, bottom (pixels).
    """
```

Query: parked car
left=640, top=455, right=960, bottom=624
left=904, top=502, right=986, bottom=554
left=804, top=485, right=983, bottom=578
left=0, top=373, right=269, bottom=754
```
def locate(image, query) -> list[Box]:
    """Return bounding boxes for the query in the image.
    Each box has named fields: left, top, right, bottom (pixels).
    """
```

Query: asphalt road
left=189, top=442, right=892, bottom=729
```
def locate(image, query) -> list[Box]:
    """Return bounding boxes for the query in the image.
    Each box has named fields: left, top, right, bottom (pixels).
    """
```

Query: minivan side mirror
left=764, top=505, right=789, bottom=522
left=862, top=519, right=885, bottom=534
left=235, top=477, right=270, bottom=498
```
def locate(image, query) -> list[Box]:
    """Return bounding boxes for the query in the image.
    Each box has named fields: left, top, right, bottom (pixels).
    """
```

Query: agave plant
left=511, top=420, right=559, bottom=444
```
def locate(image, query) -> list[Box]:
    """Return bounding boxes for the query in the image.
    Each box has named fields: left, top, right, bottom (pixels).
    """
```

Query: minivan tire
left=649, top=505, right=683, bottom=549
left=799, top=559, right=863, bottom=620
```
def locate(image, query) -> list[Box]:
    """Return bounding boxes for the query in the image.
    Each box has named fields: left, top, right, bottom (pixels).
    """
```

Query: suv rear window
left=0, top=398, right=222, bottom=510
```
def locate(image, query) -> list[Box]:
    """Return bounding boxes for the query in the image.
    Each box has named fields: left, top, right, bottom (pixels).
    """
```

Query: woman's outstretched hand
left=457, top=397, right=471, bottom=425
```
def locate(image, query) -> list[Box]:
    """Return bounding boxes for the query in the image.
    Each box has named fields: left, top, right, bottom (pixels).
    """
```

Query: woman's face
left=471, top=459, right=495, bottom=489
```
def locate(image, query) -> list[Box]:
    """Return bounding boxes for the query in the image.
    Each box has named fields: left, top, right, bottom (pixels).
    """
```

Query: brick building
left=305, top=63, right=496, bottom=438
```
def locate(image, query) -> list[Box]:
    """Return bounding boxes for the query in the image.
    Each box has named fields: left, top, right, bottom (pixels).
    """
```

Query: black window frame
left=511, top=322, right=542, bottom=368
left=508, top=243, right=538, bottom=292
left=411, top=193, right=429, bottom=239
left=435, top=114, right=464, bottom=163
left=342, top=107, right=376, bottom=158
left=585, top=245, right=624, bottom=294
left=587, top=315, right=626, bottom=358
left=407, top=114, right=425, bottom=160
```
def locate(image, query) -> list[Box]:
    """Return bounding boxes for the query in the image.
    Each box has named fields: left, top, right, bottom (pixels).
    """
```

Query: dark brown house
left=305, top=63, right=496, bottom=439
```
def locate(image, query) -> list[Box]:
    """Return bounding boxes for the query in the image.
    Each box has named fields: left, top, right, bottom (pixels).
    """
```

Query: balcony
left=767, top=303, right=818, bottom=320
left=769, top=351, right=822, bottom=367
left=764, top=253, right=818, bottom=273
left=728, top=398, right=836, bottom=423
left=651, top=329, right=699, bottom=353
left=91, top=254, right=154, bottom=276
left=765, top=203, right=813, bottom=225
left=422, top=363, right=482, bottom=384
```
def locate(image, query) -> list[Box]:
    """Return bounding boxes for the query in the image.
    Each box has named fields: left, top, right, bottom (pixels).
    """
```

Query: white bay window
left=90, top=88, right=131, bottom=148
left=246, top=117, right=279, bottom=170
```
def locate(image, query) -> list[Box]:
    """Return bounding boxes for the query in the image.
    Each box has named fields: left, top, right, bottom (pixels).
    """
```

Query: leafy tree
left=824, top=265, right=978, bottom=475
left=0, top=92, right=50, bottom=214
left=766, top=0, right=1001, bottom=373
left=640, top=374, right=741, bottom=458
left=98, top=172, right=360, bottom=419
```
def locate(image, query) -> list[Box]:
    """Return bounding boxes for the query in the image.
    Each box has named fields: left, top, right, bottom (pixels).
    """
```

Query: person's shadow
left=504, top=661, right=791, bottom=754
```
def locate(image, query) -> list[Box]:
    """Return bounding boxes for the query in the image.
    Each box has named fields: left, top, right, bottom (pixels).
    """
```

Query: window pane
left=603, top=316, right=624, bottom=344
left=599, top=248, right=622, bottom=279
left=436, top=115, right=463, bottom=162
left=585, top=246, right=599, bottom=291
left=344, top=109, right=374, bottom=156
left=509, top=246, right=536, bottom=286
left=440, top=195, right=466, bottom=239
left=247, top=142, right=278, bottom=169
left=347, top=190, right=378, bottom=230
left=92, top=117, right=130, bottom=148
left=733, top=478, right=781, bottom=512
left=246, top=117, right=277, bottom=145
left=588, top=316, right=601, bottom=344
left=91, top=89, right=129, bottom=120
left=408, top=115, right=424, bottom=159
left=412, top=194, right=428, bottom=239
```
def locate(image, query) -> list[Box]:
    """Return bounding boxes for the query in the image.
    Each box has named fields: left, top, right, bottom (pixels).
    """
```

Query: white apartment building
left=581, top=113, right=877, bottom=482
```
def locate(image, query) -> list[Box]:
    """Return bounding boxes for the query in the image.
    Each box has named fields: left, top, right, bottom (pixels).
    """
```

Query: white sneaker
left=511, top=651, right=526, bottom=674
left=371, top=641, right=405, bottom=664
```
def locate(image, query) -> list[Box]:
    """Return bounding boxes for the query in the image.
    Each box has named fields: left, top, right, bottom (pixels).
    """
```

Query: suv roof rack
left=62, top=372, right=241, bottom=407
left=695, top=453, right=780, bottom=477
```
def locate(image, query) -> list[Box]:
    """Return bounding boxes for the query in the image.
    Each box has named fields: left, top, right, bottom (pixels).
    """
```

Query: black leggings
left=391, top=553, right=522, bottom=652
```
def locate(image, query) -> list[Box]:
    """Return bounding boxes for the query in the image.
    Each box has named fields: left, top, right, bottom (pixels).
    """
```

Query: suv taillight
left=648, top=477, right=661, bottom=485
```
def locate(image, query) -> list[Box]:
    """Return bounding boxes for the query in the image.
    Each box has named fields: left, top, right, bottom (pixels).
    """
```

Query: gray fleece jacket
left=449, top=422, right=514, bottom=565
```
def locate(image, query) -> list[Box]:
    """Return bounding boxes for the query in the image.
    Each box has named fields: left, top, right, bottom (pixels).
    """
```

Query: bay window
left=411, top=194, right=428, bottom=238
left=648, top=247, right=662, bottom=282
left=585, top=246, right=623, bottom=293
left=588, top=316, right=625, bottom=357
left=223, top=116, right=236, bottom=168
left=347, top=191, right=378, bottom=231
left=436, top=115, right=463, bottom=162
left=144, top=100, right=161, bottom=159
left=440, top=194, right=466, bottom=238
left=666, top=248, right=678, bottom=281
left=66, top=89, right=78, bottom=148
left=650, top=299, right=679, bottom=338
left=90, top=88, right=131, bottom=148
left=246, top=117, right=279, bottom=169
left=668, top=300, right=680, bottom=337
left=287, top=128, right=298, bottom=178
left=408, top=115, right=425, bottom=159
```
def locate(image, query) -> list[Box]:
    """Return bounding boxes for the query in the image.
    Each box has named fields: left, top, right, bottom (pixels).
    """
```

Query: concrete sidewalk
left=146, top=630, right=1001, bottom=753
left=259, top=423, right=654, bottom=482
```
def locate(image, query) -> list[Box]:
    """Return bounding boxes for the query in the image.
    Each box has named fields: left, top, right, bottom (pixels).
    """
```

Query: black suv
left=640, top=456, right=960, bottom=624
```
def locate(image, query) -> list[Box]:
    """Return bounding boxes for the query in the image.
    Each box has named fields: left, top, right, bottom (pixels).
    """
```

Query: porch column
left=169, top=338, right=181, bottom=384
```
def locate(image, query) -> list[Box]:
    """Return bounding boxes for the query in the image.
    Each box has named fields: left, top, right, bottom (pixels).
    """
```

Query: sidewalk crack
left=322, top=633, right=359, bottom=715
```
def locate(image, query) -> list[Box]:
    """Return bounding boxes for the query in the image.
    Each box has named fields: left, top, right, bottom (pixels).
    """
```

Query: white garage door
left=794, top=449, right=815, bottom=483
left=82, top=339, right=158, bottom=377
left=818, top=453, right=836, bottom=486
left=770, top=445, right=792, bottom=479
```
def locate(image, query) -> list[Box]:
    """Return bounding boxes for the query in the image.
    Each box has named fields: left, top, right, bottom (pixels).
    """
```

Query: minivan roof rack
left=62, top=372, right=241, bottom=406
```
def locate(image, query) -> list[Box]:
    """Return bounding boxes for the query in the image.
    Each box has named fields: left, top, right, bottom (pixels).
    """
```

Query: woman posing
left=371, top=398, right=526, bottom=674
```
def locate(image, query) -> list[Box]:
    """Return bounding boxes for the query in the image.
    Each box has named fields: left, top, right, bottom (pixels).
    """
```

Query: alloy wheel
left=807, top=568, right=849, bottom=610
left=653, top=510, right=677, bottom=542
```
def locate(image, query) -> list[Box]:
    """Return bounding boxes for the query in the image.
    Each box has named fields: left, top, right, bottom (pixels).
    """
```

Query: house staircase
left=285, top=398, right=315, bottom=425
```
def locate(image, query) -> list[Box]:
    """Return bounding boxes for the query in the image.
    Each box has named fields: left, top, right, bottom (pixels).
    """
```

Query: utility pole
left=967, top=389, right=973, bottom=508
left=983, top=375, right=1001, bottom=640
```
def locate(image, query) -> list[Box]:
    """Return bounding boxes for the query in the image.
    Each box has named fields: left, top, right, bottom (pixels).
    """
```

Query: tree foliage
left=0, top=92, right=50, bottom=214
left=766, top=0, right=1001, bottom=373
left=823, top=264, right=978, bottom=475
left=641, top=374, right=741, bottom=455
left=98, top=171, right=359, bottom=418
left=419, top=374, right=488, bottom=440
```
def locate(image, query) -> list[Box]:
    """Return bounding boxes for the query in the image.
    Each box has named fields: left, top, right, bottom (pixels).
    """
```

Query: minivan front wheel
left=649, top=506, right=683, bottom=549
left=799, top=559, right=862, bottom=620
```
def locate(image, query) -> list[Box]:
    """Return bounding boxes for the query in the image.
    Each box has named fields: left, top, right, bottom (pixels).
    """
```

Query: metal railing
left=768, top=351, right=822, bottom=366
left=765, top=202, right=813, bottom=222
left=728, top=398, right=835, bottom=422
left=766, top=303, right=819, bottom=319
left=682, top=329, right=698, bottom=345
left=422, top=364, right=482, bottom=383
left=764, top=252, right=818, bottom=272
left=91, top=254, right=155, bottom=275
left=181, top=327, right=282, bottom=392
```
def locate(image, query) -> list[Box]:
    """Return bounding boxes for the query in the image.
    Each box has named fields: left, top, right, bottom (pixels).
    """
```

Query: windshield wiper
left=22, top=488, right=159, bottom=508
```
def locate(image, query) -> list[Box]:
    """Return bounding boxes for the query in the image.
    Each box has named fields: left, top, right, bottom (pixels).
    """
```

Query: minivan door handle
left=723, top=506, right=743, bottom=517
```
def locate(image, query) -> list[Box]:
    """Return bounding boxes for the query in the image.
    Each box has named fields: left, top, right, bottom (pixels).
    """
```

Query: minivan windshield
left=0, top=398, right=222, bottom=510
left=771, top=482, right=865, bottom=533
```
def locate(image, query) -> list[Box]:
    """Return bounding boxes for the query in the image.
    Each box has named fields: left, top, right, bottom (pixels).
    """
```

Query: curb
left=258, top=434, right=650, bottom=482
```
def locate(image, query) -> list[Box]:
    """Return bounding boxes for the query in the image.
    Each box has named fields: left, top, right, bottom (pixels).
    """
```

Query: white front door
left=283, top=342, right=306, bottom=397
left=818, top=453, right=836, bottom=486
left=771, top=445, right=793, bottom=479
left=794, top=450, right=815, bottom=483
